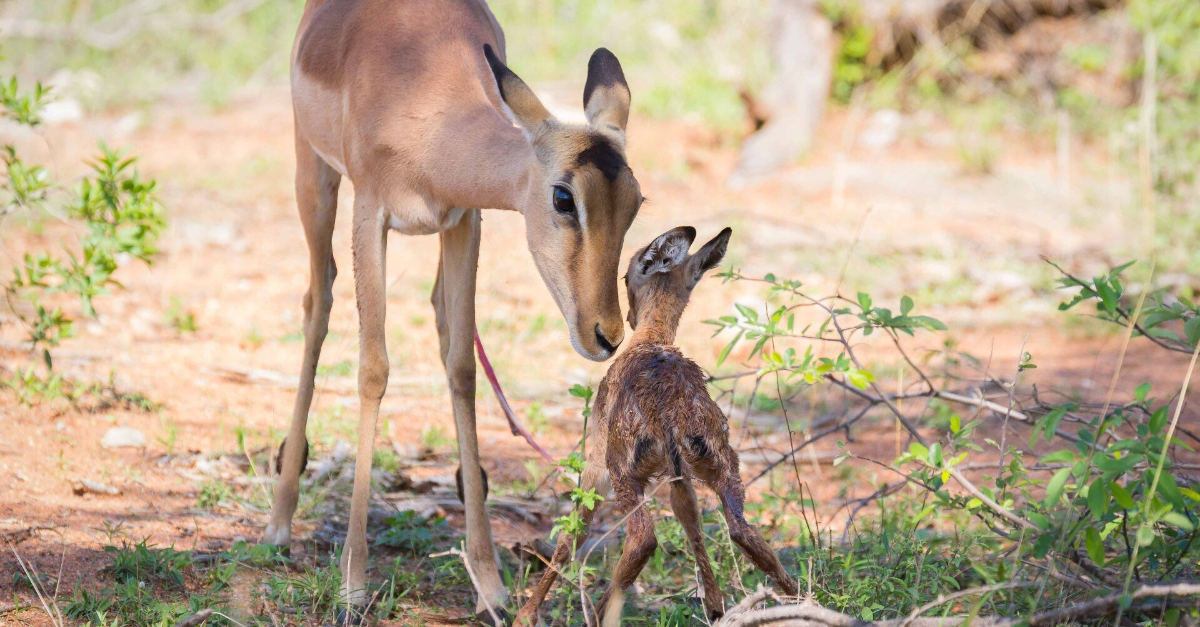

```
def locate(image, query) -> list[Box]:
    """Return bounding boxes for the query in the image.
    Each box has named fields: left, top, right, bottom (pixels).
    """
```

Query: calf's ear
left=686, top=227, right=732, bottom=286
left=635, top=226, right=697, bottom=277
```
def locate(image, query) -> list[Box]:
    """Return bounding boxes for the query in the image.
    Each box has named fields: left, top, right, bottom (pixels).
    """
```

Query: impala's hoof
left=473, top=606, right=510, bottom=626
left=455, top=465, right=490, bottom=504
left=334, top=604, right=368, bottom=626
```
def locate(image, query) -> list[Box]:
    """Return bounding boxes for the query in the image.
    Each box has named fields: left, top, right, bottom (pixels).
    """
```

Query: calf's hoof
left=455, top=465, right=490, bottom=504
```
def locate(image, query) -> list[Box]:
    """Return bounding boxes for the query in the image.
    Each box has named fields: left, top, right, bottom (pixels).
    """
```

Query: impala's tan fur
left=264, top=0, right=642, bottom=617
left=515, top=228, right=798, bottom=625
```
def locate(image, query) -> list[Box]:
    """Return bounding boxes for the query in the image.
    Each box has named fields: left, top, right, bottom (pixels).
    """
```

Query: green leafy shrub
left=2, top=69, right=166, bottom=404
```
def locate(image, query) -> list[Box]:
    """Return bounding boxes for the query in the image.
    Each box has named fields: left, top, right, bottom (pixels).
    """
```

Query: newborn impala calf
left=516, top=227, right=798, bottom=625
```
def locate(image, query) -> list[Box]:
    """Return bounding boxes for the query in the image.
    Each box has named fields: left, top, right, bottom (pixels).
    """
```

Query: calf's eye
left=552, top=186, right=576, bottom=214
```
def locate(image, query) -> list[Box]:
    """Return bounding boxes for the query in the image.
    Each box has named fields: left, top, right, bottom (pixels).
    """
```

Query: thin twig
left=430, top=544, right=502, bottom=627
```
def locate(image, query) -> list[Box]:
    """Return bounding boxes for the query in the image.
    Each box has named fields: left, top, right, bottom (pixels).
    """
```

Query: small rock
left=73, top=479, right=121, bottom=496
left=41, top=99, right=84, bottom=125
left=859, top=109, right=903, bottom=149
left=101, top=426, right=146, bottom=449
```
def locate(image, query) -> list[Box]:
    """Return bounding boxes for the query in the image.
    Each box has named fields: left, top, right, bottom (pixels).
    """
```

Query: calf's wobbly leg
left=669, top=478, right=725, bottom=619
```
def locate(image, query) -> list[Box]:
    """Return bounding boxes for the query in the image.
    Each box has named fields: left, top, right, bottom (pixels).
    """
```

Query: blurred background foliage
left=0, top=0, right=772, bottom=130
left=1, top=0, right=1198, bottom=270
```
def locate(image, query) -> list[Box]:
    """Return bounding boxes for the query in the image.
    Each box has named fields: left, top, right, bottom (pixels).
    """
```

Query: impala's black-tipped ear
left=583, top=48, right=631, bottom=135
left=484, top=44, right=553, bottom=129
left=636, top=226, right=696, bottom=277
left=686, top=227, right=732, bottom=286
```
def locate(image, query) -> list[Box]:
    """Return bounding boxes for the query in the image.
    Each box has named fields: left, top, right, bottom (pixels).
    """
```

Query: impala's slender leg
left=433, top=209, right=509, bottom=613
left=669, top=477, right=725, bottom=619
left=340, top=195, right=390, bottom=613
left=265, top=135, right=340, bottom=548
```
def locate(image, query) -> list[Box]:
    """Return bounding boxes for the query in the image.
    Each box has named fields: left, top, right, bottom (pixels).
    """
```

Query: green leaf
left=1087, top=478, right=1109, bottom=519
left=927, top=443, right=943, bottom=466
left=1044, top=468, right=1071, bottom=507
left=1186, top=316, right=1200, bottom=347
left=910, top=315, right=948, bottom=331
left=1026, top=512, right=1052, bottom=531
left=1161, top=512, right=1195, bottom=531
left=717, top=328, right=744, bottom=367
left=900, top=295, right=914, bottom=315
left=1040, top=450, right=1076, bottom=464
left=1085, top=527, right=1106, bottom=566
left=1133, top=382, right=1151, bottom=403
left=1110, top=482, right=1135, bottom=509
left=1143, top=310, right=1178, bottom=330
left=1094, top=278, right=1118, bottom=316
left=1135, top=525, right=1155, bottom=547
left=1042, top=406, right=1068, bottom=442
left=568, top=384, right=593, bottom=400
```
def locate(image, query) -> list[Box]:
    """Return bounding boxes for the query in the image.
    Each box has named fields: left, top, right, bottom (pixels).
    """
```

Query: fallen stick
left=714, top=582, right=1200, bottom=627
left=172, top=609, right=213, bottom=627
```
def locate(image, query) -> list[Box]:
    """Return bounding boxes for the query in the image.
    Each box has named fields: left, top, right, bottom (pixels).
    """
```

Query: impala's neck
left=631, top=303, right=686, bottom=347
left=429, top=105, right=545, bottom=212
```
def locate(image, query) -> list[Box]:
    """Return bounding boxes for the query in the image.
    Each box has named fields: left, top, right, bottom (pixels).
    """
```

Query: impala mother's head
left=484, top=45, right=642, bottom=361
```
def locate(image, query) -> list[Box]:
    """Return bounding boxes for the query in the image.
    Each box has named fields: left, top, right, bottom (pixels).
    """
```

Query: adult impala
left=263, top=0, right=642, bottom=618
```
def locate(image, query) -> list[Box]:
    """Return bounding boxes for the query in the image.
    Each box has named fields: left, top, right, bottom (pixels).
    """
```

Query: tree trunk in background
left=733, top=0, right=1126, bottom=186
left=730, top=0, right=833, bottom=187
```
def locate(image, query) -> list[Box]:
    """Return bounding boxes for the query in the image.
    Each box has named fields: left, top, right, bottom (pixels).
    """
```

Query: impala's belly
left=292, top=70, right=348, bottom=176
left=385, top=201, right=467, bottom=236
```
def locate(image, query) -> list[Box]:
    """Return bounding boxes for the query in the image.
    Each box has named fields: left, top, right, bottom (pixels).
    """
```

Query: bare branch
left=714, top=582, right=1200, bottom=627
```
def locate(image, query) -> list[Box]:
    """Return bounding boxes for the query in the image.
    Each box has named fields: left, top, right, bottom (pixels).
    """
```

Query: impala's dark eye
left=552, top=186, right=576, bottom=214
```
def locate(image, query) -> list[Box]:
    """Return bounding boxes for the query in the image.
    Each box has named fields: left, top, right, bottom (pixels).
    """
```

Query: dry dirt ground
left=1, top=83, right=1196, bottom=624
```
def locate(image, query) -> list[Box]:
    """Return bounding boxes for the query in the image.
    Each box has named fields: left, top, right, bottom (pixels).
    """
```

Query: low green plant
left=418, top=424, right=453, bottom=453
left=164, top=296, right=198, bottom=333
left=375, top=510, right=450, bottom=555
left=104, top=540, right=191, bottom=587
left=196, top=479, right=234, bottom=510
left=265, top=561, right=344, bottom=621
left=527, top=401, right=549, bottom=435
left=549, top=451, right=604, bottom=541
left=373, top=447, right=401, bottom=474
left=316, top=359, right=355, bottom=377
left=375, top=556, right=423, bottom=618
left=157, top=416, right=179, bottom=455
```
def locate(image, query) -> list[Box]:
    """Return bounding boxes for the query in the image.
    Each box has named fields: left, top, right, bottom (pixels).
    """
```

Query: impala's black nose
left=595, top=323, right=620, bottom=354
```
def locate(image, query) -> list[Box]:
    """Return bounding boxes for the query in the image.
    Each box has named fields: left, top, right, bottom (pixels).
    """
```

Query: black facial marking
left=583, top=47, right=629, bottom=110
left=689, top=435, right=712, bottom=459
left=482, top=44, right=514, bottom=101
left=576, top=135, right=627, bottom=183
